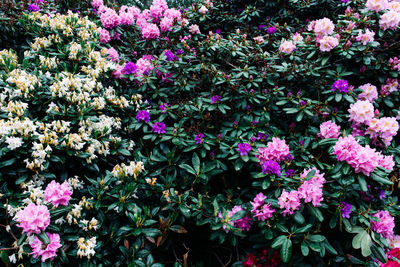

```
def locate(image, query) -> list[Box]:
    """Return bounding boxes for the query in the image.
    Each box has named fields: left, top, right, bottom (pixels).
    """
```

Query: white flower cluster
left=111, top=161, right=145, bottom=179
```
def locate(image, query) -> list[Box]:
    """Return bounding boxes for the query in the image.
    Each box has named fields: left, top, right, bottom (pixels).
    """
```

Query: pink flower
left=358, top=83, right=378, bottom=102
left=44, top=181, right=72, bottom=207
left=98, top=28, right=111, bottom=43
left=257, top=137, right=290, bottom=164
left=251, top=193, right=275, bottom=221
left=219, top=205, right=252, bottom=232
left=189, top=24, right=201, bottom=34
left=253, top=36, right=264, bottom=44
left=367, top=117, right=399, bottom=147
left=348, top=100, right=375, bottom=125
left=310, top=18, right=335, bottom=37
left=356, top=29, right=375, bottom=45
left=150, top=4, right=164, bottom=19
left=100, top=7, right=120, bottom=29
left=106, top=47, right=119, bottom=63
left=349, top=145, right=379, bottom=176
left=199, top=5, right=208, bottom=15
left=292, top=32, right=304, bottom=43
left=91, top=0, right=103, bottom=9
left=333, top=135, right=360, bottom=162
left=379, top=10, right=400, bottom=30
left=371, top=210, right=395, bottom=239
left=278, top=190, right=301, bottom=216
left=141, top=23, right=160, bottom=40
left=366, top=0, right=389, bottom=12
left=378, top=154, right=395, bottom=171
left=119, top=6, right=135, bottom=25
left=15, top=203, right=50, bottom=235
left=30, top=232, right=62, bottom=262
left=318, top=36, right=339, bottom=52
left=279, top=40, right=296, bottom=54
left=136, top=57, right=153, bottom=76
left=298, top=168, right=326, bottom=207
left=318, top=121, right=341, bottom=139
left=160, top=16, right=174, bottom=32
left=164, top=8, right=181, bottom=21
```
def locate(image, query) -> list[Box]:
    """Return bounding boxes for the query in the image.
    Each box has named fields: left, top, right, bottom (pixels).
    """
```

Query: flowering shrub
left=1, top=0, right=400, bottom=266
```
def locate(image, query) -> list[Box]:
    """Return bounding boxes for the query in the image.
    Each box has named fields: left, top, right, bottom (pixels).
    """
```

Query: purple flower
left=164, top=50, right=178, bottom=61
left=285, top=169, right=295, bottom=177
left=122, top=62, right=137, bottom=75
left=211, top=95, right=221, bottom=104
left=237, top=143, right=252, bottom=156
left=379, top=190, right=386, bottom=200
left=136, top=110, right=150, bottom=123
left=217, top=134, right=223, bottom=142
left=332, top=79, right=349, bottom=93
left=258, top=24, right=267, bottom=30
left=249, top=136, right=256, bottom=144
left=299, top=100, right=307, bottom=107
left=283, top=154, right=294, bottom=162
left=28, top=4, right=40, bottom=12
left=216, top=28, right=221, bottom=34
left=339, top=202, right=351, bottom=218
left=233, top=121, right=238, bottom=128
left=251, top=120, right=259, bottom=128
left=299, top=140, right=305, bottom=146
left=35, top=0, right=44, bottom=4
left=257, top=132, right=268, bottom=142
left=176, top=49, right=184, bottom=55
left=160, top=103, right=168, bottom=113
left=287, top=92, right=293, bottom=99
left=195, top=133, right=205, bottom=144
left=152, top=122, right=166, bottom=134
left=262, top=160, right=281, bottom=176
left=267, top=26, right=277, bottom=34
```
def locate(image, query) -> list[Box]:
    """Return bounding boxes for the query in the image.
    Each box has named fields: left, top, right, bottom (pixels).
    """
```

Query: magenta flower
left=44, top=181, right=72, bottom=207
left=136, top=110, right=150, bottom=123
left=237, top=143, right=251, bottom=156
left=251, top=193, right=275, bottom=221
left=211, top=95, right=221, bottom=104
left=28, top=4, right=39, bottom=12
left=332, top=79, right=349, bottom=93
left=370, top=210, right=395, bottom=238
left=195, top=133, right=205, bottom=144
left=30, top=233, right=62, bottom=262
left=262, top=160, right=281, bottom=176
left=152, top=122, right=166, bottom=134
left=15, top=203, right=50, bottom=235
left=122, top=62, right=137, bottom=75
left=339, top=202, right=352, bottom=218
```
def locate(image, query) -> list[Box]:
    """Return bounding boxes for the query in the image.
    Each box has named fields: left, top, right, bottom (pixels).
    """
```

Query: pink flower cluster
left=257, top=137, right=290, bottom=165
left=355, top=29, right=375, bottom=45
left=113, top=55, right=154, bottom=79
left=366, top=0, right=389, bottom=12
left=31, top=232, right=62, bottom=262
left=44, top=181, right=72, bottom=207
left=278, top=168, right=326, bottom=215
left=367, top=117, right=399, bottom=147
left=15, top=203, right=50, bottom=235
left=106, top=47, right=119, bottom=62
left=279, top=40, right=296, bottom=54
left=371, top=210, right=395, bottom=239
left=298, top=168, right=326, bottom=207
left=100, top=7, right=120, bottom=29
left=318, top=35, right=339, bottom=52
left=318, top=120, right=341, bottom=139
left=333, top=135, right=394, bottom=176
left=348, top=100, right=375, bottom=125
left=251, top=193, right=276, bottom=221
left=358, top=83, right=378, bottom=102
left=380, top=78, right=399, bottom=96
left=308, top=18, right=335, bottom=37
left=389, top=56, right=400, bottom=71
left=379, top=10, right=400, bottom=30
left=219, top=205, right=252, bottom=232
left=93, top=0, right=184, bottom=41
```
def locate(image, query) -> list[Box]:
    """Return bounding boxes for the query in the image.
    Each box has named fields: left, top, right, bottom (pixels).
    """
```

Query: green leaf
left=296, top=112, right=304, bottom=122
left=0, top=158, right=16, bottom=168
left=358, top=175, right=368, bottom=192
left=38, top=232, right=50, bottom=245
left=301, top=241, right=309, bottom=256
left=281, top=238, right=292, bottom=263
left=271, top=235, right=286, bottom=249
left=294, top=212, right=305, bottom=224
left=309, top=235, right=326, bottom=243
left=192, top=152, right=200, bottom=172
left=308, top=206, right=324, bottom=222
left=371, top=172, right=393, bottom=185
left=141, top=228, right=162, bottom=238
left=17, top=233, right=27, bottom=246
left=371, top=244, right=387, bottom=263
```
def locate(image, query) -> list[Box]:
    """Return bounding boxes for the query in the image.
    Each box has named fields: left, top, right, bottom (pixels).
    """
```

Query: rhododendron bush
left=1, top=0, right=400, bottom=266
